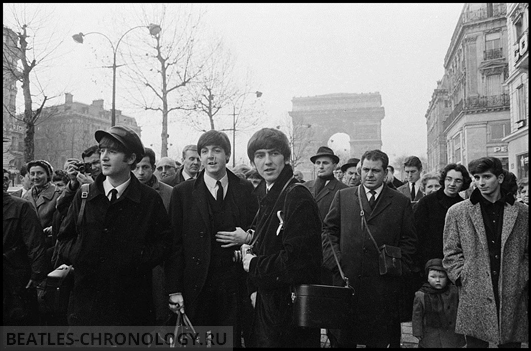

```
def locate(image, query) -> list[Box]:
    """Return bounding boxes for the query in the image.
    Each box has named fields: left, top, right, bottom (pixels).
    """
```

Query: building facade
left=3, top=25, right=23, bottom=171
left=503, top=3, right=528, bottom=181
left=425, top=79, right=451, bottom=173
left=33, top=93, right=141, bottom=172
left=289, top=92, right=385, bottom=181
left=428, top=3, right=512, bottom=172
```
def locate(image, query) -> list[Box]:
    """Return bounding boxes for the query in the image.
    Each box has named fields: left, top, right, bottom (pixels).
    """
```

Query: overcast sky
left=4, top=3, right=464, bottom=164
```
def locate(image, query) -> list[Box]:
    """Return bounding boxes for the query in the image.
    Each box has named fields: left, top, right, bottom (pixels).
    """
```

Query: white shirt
left=182, top=169, right=195, bottom=181
left=363, top=184, right=384, bottom=201
left=103, top=177, right=131, bottom=201
left=204, top=172, right=228, bottom=200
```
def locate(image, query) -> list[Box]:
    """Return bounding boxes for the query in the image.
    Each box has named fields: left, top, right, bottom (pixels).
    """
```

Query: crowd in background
left=3, top=124, right=528, bottom=348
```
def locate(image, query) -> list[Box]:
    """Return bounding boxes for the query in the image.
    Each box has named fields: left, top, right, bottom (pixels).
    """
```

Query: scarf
left=315, top=174, right=335, bottom=195
left=145, top=175, right=157, bottom=188
left=419, top=282, right=450, bottom=329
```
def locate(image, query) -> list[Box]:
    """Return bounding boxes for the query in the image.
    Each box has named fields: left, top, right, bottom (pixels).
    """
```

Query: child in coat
left=412, top=258, right=466, bottom=348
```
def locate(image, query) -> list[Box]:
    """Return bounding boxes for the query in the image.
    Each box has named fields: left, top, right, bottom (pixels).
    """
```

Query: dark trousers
left=191, top=268, right=241, bottom=347
left=466, top=335, right=521, bottom=348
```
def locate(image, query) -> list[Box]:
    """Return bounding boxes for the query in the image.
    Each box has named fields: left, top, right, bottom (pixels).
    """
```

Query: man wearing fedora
left=56, top=125, right=172, bottom=326
left=305, top=146, right=348, bottom=222
left=341, top=157, right=361, bottom=187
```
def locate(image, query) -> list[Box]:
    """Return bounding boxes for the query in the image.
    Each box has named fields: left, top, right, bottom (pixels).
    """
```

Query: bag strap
left=325, top=233, right=352, bottom=289
left=358, top=186, right=380, bottom=253
left=77, top=183, right=90, bottom=228
left=249, top=176, right=295, bottom=247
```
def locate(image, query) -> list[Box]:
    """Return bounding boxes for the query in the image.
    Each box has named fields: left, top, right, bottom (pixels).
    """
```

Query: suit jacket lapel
left=193, top=179, right=211, bottom=233
left=316, top=180, right=334, bottom=202
left=368, top=186, right=392, bottom=221
left=501, top=203, right=518, bottom=249
left=469, top=203, right=488, bottom=251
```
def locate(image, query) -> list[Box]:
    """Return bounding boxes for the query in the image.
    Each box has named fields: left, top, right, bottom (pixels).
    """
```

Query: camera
left=233, top=245, right=253, bottom=263
left=74, top=162, right=91, bottom=175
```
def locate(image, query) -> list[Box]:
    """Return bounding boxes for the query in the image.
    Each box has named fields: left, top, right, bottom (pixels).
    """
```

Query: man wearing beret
left=57, top=125, right=173, bottom=326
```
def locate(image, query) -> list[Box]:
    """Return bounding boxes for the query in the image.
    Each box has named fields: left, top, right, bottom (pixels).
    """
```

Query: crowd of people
left=3, top=124, right=528, bottom=348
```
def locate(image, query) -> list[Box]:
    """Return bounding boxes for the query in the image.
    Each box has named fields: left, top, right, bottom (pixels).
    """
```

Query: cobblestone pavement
left=320, top=322, right=529, bottom=348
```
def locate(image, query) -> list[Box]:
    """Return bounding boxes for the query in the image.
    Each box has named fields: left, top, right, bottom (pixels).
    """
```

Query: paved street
left=320, top=322, right=530, bottom=348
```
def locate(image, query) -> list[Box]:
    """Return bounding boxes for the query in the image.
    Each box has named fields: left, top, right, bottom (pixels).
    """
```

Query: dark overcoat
left=164, top=169, right=258, bottom=320
left=246, top=165, right=322, bottom=348
left=304, top=177, right=348, bottom=221
left=413, top=188, right=463, bottom=270
left=56, top=173, right=172, bottom=326
left=397, top=182, right=424, bottom=202
left=322, top=184, right=417, bottom=347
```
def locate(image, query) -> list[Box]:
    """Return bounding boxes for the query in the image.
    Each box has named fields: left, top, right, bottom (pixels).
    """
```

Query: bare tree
left=277, top=114, right=315, bottom=168
left=121, top=4, right=208, bottom=157
left=3, top=5, right=66, bottom=162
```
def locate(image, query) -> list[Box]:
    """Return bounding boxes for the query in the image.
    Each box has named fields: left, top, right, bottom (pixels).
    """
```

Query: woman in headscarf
left=22, top=160, right=63, bottom=252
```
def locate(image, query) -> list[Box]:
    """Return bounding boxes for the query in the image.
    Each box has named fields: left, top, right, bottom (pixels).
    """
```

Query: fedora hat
left=310, top=146, right=339, bottom=164
left=95, top=125, right=145, bottom=163
left=340, top=157, right=360, bottom=173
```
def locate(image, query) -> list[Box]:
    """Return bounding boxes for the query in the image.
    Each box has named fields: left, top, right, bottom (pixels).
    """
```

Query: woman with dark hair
left=413, top=163, right=472, bottom=275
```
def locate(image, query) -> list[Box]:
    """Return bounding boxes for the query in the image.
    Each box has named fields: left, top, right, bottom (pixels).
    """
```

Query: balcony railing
left=463, top=4, right=507, bottom=23
left=444, top=93, right=510, bottom=130
left=483, top=48, right=504, bottom=61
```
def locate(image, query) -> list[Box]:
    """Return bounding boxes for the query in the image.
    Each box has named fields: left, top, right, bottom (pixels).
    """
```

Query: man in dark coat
left=322, top=149, right=417, bottom=348
left=165, top=131, right=258, bottom=347
left=56, top=125, right=172, bottom=326
left=160, top=145, right=200, bottom=187
left=3, top=169, right=47, bottom=325
left=397, top=155, right=424, bottom=202
left=240, top=128, right=322, bottom=348
left=304, top=146, right=348, bottom=222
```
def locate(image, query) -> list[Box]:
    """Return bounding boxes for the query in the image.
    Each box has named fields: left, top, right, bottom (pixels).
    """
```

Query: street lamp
left=223, top=91, right=262, bottom=167
left=72, top=23, right=161, bottom=127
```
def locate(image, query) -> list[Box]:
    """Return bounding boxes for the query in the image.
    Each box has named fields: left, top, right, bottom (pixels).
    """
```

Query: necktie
left=216, top=181, right=224, bottom=206
left=411, top=182, right=416, bottom=201
left=109, top=189, right=118, bottom=203
left=369, top=190, right=377, bottom=209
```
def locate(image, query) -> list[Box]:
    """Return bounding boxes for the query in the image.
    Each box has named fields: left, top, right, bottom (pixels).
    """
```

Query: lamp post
left=224, top=91, right=262, bottom=167
left=72, top=24, right=161, bottom=127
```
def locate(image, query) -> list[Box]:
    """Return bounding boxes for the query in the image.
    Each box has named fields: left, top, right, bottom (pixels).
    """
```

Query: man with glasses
left=161, top=145, right=201, bottom=187
left=155, top=157, right=178, bottom=184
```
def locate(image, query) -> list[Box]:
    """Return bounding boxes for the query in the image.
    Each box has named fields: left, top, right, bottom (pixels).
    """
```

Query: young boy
left=412, top=258, right=466, bottom=348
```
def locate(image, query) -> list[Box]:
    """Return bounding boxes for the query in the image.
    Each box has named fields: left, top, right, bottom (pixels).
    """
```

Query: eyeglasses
left=445, top=177, right=463, bottom=184
left=156, top=165, right=175, bottom=171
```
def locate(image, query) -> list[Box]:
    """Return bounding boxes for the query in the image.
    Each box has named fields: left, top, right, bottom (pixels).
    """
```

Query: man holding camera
left=165, top=130, right=258, bottom=347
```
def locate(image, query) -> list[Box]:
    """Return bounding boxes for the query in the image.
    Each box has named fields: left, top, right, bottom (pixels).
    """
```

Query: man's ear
left=127, top=153, right=136, bottom=165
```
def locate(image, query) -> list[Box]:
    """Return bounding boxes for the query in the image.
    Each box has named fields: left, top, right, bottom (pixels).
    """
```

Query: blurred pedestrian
left=341, top=157, right=360, bottom=187
left=397, top=156, right=424, bottom=202
left=517, top=178, right=528, bottom=205
left=3, top=168, right=47, bottom=325
left=155, top=157, right=178, bottom=184
left=419, top=172, right=441, bottom=196
left=245, top=168, right=263, bottom=188
left=10, top=165, right=31, bottom=198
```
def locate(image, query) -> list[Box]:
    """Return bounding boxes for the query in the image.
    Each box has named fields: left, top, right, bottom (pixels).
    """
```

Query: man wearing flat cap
left=57, top=125, right=173, bottom=326
left=341, top=157, right=361, bottom=187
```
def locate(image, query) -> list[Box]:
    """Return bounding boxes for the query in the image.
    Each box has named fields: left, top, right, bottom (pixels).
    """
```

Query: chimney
left=65, top=93, right=73, bottom=104
left=92, top=99, right=104, bottom=109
